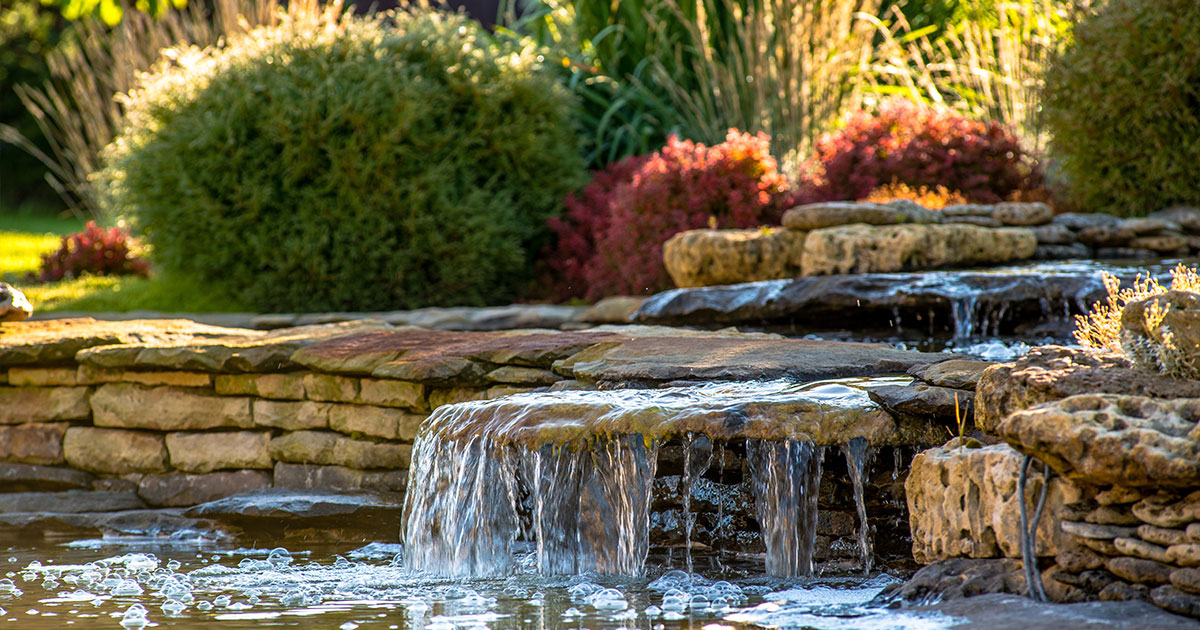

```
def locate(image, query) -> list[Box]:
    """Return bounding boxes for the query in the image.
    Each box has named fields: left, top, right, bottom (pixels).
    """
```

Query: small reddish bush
left=798, top=98, right=1042, bottom=204
left=547, top=130, right=795, bottom=300
left=37, top=221, right=150, bottom=283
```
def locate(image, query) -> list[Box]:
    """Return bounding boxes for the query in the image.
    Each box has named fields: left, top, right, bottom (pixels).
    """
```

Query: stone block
left=782, top=201, right=943, bottom=230
left=165, top=431, right=273, bottom=473
left=800, top=224, right=1036, bottom=276
left=77, top=365, right=213, bottom=388
left=214, top=373, right=306, bottom=399
left=0, top=386, right=92, bottom=423
left=487, top=385, right=535, bottom=399
left=91, top=383, right=252, bottom=430
left=906, top=440, right=1081, bottom=563
left=7, top=367, right=78, bottom=386
left=0, top=422, right=69, bottom=465
left=661, top=228, right=807, bottom=288
left=428, top=387, right=489, bottom=409
left=0, top=462, right=94, bottom=492
left=328, top=404, right=426, bottom=441
left=137, top=470, right=272, bottom=507
left=303, top=373, right=361, bottom=403
left=63, top=427, right=168, bottom=474
left=253, top=400, right=331, bottom=430
left=273, top=462, right=407, bottom=493
left=358, top=378, right=426, bottom=410
left=0, top=491, right=145, bottom=513
left=485, top=366, right=562, bottom=385
left=268, top=431, right=411, bottom=469
left=992, top=202, right=1054, bottom=226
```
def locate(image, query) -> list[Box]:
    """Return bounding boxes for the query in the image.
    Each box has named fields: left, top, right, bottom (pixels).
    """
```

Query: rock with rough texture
left=906, top=593, right=1199, bottom=630
left=993, top=202, right=1054, bottom=226
left=0, top=462, right=94, bottom=491
left=1032, top=223, right=1078, bottom=245
left=0, top=422, right=68, bottom=465
left=253, top=400, right=332, bottom=431
left=1108, top=556, right=1174, bottom=585
left=662, top=228, right=807, bottom=288
left=1171, top=568, right=1200, bottom=595
left=327, top=404, right=425, bottom=441
left=1052, top=213, right=1120, bottom=230
left=63, top=427, right=168, bottom=474
left=781, top=201, right=944, bottom=230
left=800, top=224, right=1036, bottom=276
left=1151, top=207, right=1200, bottom=233
left=91, top=383, right=252, bottom=430
left=357, top=378, right=426, bottom=410
left=910, top=359, right=994, bottom=390
left=1169, top=544, right=1200, bottom=567
left=165, top=431, right=272, bottom=473
left=427, top=387, right=490, bottom=409
left=0, top=386, right=92, bottom=423
left=573, top=296, right=645, bottom=324
left=884, top=558, right=1025, bottom=602
left=906, top=440, right=1080, bottom=563
left=1035, top=243, right=1093, bottom=260
left=0, top=491, right=145, bottom=513
left=1141, top=525, right=1190, bottom=547
left=214, top=373, right=306, bottom=399
left=868, top=384, right=972, bottom=425
left=975, top=346, right=1200, bottom=434
left=1151, top=585, right=1200, bottom=618
left=1115, top=538, right=1171, bottom=563
left=76, top=366, right=212, bottom=388
left=184, top=488, right=405, bottom=540
left=1077, top=225, right=1135, bottom=247
left=273, top=462, right=406, bottom=493
left=485, top=366, right=560, bottom=385
left=268, top=431, right=411, bottom=469
left=995, top=394, right=1200, bottom=488
left=1133, top=492, right=1200, bottom=529
left=0, top=283, right=33, bottom=322
left=1121, top=290, right=1200, bottom=379
left=136, top=470, right=272, bottom=507
left=7, top=367, right=76, bottom=386
left=0, top=318, right=255, bottom=367
left=1130, top=235, right=1189, bottom=253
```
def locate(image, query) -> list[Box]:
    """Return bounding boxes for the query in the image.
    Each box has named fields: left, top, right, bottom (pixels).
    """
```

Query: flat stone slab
left=0, top=508, right=218, bottom=541
left=183, top=489, right=405, bottom=541
left=0, top=462, right=94, bottom=492
left=0, top=491, right=146, bottom=513
left=554, top=336, right=952, bottom=384
left=910, top=593, right=1200, bottom=629
left=0, top=318, right=255, bottom=366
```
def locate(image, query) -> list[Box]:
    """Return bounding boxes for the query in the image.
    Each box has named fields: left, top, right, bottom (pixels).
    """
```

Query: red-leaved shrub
left=798, top=98, right=1042, bottom=204
left=547, top=130, right=795, bottom=300
left=37, top=221, right=150, bottom=283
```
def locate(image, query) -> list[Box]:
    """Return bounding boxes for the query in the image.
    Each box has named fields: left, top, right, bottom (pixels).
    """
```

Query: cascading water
left=680, top=433, right=714, bottom=575
left=842, top=437, right=877, bottom=574
left=746, top=439, right=824, bottom=577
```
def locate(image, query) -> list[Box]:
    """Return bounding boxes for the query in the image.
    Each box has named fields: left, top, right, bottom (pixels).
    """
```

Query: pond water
left=0, top=539, right=964, bottom=630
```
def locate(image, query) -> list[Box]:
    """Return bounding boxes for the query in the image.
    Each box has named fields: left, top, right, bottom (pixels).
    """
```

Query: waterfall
left=842, top=437, right=876, bottom=574
left=746, top=439, right=824, bottom=577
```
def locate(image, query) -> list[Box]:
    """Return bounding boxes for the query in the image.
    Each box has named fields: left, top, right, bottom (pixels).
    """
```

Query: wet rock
left=428, top=387, right=489, bottom=409
left=327, top=404, right=425, bottom=441
left=994, top=202, right=1054, bottom=226
left=1130, top=234, right=1189, bottom=253
left=781, top=201, right=943, bottom=230
left=0, top=509, right=217, bottom=542
left=1114, top=537, right=1171, bottom=563
left=662, top=228, right=806, bottom=288
left=800, top=224, right=1035, bottom=276
left=0, top=422, right=68, bottom=464
left=1141, top=525, right=1190, bottom=547
left=185, top=488, right=405, bottom=541
left=268, top=430, right=411, bottom=469
left=0, top=462, right=94, bottom=492
left=485, top=366, right=562, bottom=385
left=906, top=441, right=1079, bottom=563
left=975, top=346, right=1200, bottom=434
left=1077, top=225, right=1135, bottom=246
left=998, top=394, right=1200, bottom=489
left=0, top=283, right=33, bottom=322
left=909, top=359, right=993, bottom=390
left=1121, top=290, right=1200, bottom=378
left=0, top=386, right=92, bottom=423
left=1151, top=206, right=1200, bottom=233
left=888, top=558, right=1025, bottom=602
left=91, top=383, right=253, bottom=430
left=1171, top=568, right=1200, bottom=595
left=1032, top=223, right=1078, bottom=245
left=1099, top=582, right=1150, bottom=602
left=214, top=373, right=306, bottom=399
left=868, top=384, right=972, bottom=424
left=1034, top=243, right=1093, bottom=260
left=1052, top=212, right=1121, bottom=230
left=910, top=592, right=1198, bottom=630
left=137, top=470, right=272, bottom=507
left=1152, top=585, right=1200, bottom=618
left=63, top=427, right=168, bottom=474
left=556, top=335, right=952, bottom=385
left=1108, top=556, right=1174, bottom=584
left=0, top=490, right=145, bottom=513
left=0, top=318, right=250, bottom=367
left=1134, top=493, right=1200, bottom=528
left=165, top=431, right=272, bottom=473
left=273, top=462, right=407, bottom=493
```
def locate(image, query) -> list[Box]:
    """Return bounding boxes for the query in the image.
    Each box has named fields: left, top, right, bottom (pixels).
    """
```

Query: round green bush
left=1042, top=0, right=1200, bottom=217
left=102, top=9, right=585, bottom=311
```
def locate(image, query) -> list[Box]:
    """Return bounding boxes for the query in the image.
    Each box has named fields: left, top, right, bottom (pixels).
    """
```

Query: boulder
left=885, top=558, right=1025, bottom=602
left=0, top=283, right=33, bottom=322
left=993, top=202, right=1054, bottom=226
left=781, top=201, right=944, bottom=230
left=662, top=228, right=806, bottom=288
left=63, top=427, right=168, bottom=474
left=906, top=440, right=1080, bottom=563
left=1151, top=585, right=1200, bottom=618
left=90, top=383, right=253, bottom=430
left=995, top=394, right=1200, bottom=488
left=1171, top=568, right=1200, bottom=595
left=165, top=431, right=273, bottom=473
left=800, top=224, right=1035, bottom=276
left=1108, top=556, right=1174, bottom=585
left=868, top=384, right=971, bottom=425
left=137, top=470, right=272, bottom=507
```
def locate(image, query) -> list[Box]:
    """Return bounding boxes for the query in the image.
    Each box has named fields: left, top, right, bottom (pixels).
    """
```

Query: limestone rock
left=165, top=431, right=272, bottom=473
left=253, top=400, right=331, bottom=430
left=1190, top=523, right=1200, bottom=542
left=1086, top=505, right=1140, bottom=526
left=1140, top=525, right=1190, bottom=547
left=1168, top=544, right=1200, bottom=567
left=975, top=346, right=1200, bottom=434
left=7, top=367, right=76, bottom=386
left=301, top=373, right=361, bottom=403
left=273, top=462, right=407, bottom=493
left=942, top=204, right=995, bottom=217
left=427, top=387, right=490, bottom=409
left=76, top=366, right=212, bottom=388
left=1097, top=486, right=1145, bottom=506
left=184, top=488, right=405, bottom=540
left=485, top=366, right=561, bottom=385
left=867, top=384, right=972, bottom=424
left=0, top=491, right=144, bottom=513
left=906, top=441, right=1079, bottom=563
left=781, top=201, right=944, bottom=230
left=1056, top=546, right=1107, bottom=572
left=328, top=404, right=425, bottom=441
left=1099, top=582, right=1150, bottom=602
left=997, top=395, right=1200, bottom=488
left=63, top=427, right=168, bottom=474
left=0, top=422, right=68, bottom=465
left=0, top=462, right=94, bottom=492
left=1107, top=556, right=1174, bottom=585
left=214, top=373, right=305, bottom=399
left=1134, top=493, right=1200, bottom=528
left=800, top=224, right=1035, bottom=276
left=1120, top=290, right=1200, bottom=379
left=268, top=431, right=411, bottom=469
left=1032, top=223, right=1077, bottom=245
left=0, top=318, right=250, bottom=367
left=1061, top=521, right=1138, bottom=540
left=1124, top=218, right=1182, bottom=235
left=358, top=378, right=426, bottom=410
left=1151, top=206, right=1200, bottom=233
left=0, top=283, right=33, bottom=322
left=1131, top=234, right=1190, bottom=253
left=1052, top=213, right=1120, bottom=230
left=1096, top=247, right=1158, bottom=259
left=944, top=215, right=1003, bottom=227
left=91, top=383, right=252, bottom=430
left=993, top=202, right=1054, bottom=226
left=1151, top=585, right=1200, bottom=618
left=1171, top=568, right=1200, bottom=595
left=909, top=359, right=994, bottom=391
left=1114, top=537, right=1171, bottom=563
left=0, top=386, right=92, bottom=423
left=1078, top=225, right=1135, bottom=247
left=887, top=558, right=1024, bottom=602
left=137, top=470, right=272, bottom=507
left=662, top=228, right=807, bottom=288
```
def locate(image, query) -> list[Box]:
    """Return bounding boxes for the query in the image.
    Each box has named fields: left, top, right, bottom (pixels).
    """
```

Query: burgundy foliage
left=37, top=221, right=151, bottom=283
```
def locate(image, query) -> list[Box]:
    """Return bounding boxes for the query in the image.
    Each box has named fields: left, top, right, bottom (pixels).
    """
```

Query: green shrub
left=102, top=8, right=586, bottom=311
left=1042, top=0, right=1200, bottom=217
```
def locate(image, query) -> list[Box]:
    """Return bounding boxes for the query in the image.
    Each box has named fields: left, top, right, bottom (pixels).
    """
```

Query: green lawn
left=0, top=211, right=250, bottom=313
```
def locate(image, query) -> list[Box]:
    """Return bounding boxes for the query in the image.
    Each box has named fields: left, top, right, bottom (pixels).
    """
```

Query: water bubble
left=227, top=601, right=253, bottom=610
left=124, top=555, right=157, bottom=572
left=21, top=572, right=36, bottom=582
left=279, top=590, right=305, bottom=607
left=41, top=578, right=59, bottom=590
left=161, top=599, right=186, bottom=616
left=689, top=594, right=711, bottom=611
left=662, top=610, right=687, bottom=620
left=568, top=582, right=601, bottom=602
left=195, top=600, right=213, bottom=611
left=166, top=560, right=181, bottom=572
left=267, top=548, right=293, bottom=569
left=6, top=557, right=14, bottom=563
left=111, top=580, right=143, bottom=596
left=661, top=592, right=688, bottom=612
left=213, top=594, right=232, bottom=608
left=649, top=569, right=692, bottom=591
left=62, top=575, right=78, bottom=586
left=561, top=607, right=583, bottom=617
left=0, top=578, right=17, bottom=593
left=26, top=561, right=42, bottom=571
left=587, top=588, right=627, bottom=611
left=340, top=623, right=359, bottom=630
